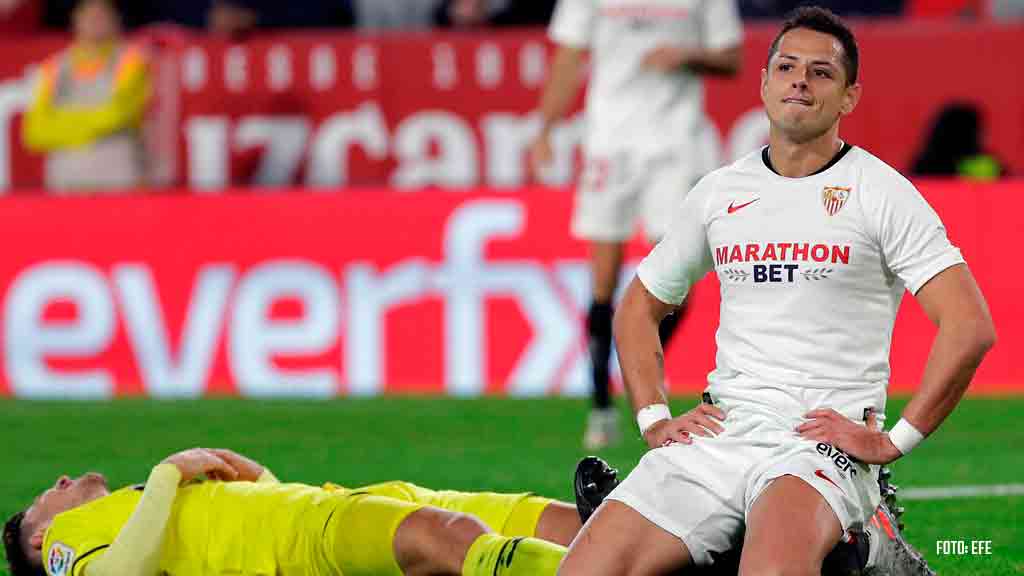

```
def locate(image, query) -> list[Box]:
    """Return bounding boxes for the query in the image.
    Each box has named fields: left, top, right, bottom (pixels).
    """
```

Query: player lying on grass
left=3, top=447, right=576, bottom=576
left=5, top=444, right=931, bottom=576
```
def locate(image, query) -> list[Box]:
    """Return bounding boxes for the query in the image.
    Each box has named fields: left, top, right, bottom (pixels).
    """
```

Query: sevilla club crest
left=822, top=186, right=852, bottom=216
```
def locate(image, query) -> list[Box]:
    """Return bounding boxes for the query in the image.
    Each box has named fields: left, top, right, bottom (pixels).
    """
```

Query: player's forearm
left=684, top=46, right=742, bottom=77
left=536, top=45, right=587, bottom=135
left=85, top=463, right=180, bottom=576
left=614, top=285, right=671, bottom=413
left=901, top=318, right=995, bottom=436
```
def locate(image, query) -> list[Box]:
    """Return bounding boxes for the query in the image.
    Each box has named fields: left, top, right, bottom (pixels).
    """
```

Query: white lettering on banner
left=434, top=200, right=578, bottom=396
left=186, top=116, right=229, bottom=191
left=306, top=103, right=388, bottom=188
left=235, top=116, right=311, bottom=185
left=481, top=113, right=535, bottom=187
left=432, top=43, right=458, bottom=90
left=182, top=47, right=207, bottom=92
left=310, top=44, right=337, bottom=92
left=345, top=261, right=432, bottom=396
left=0, top=204, right=645, bottom=398
left=229, top=261, right=340, bottom=397
left=0, top=78, right=29, bottom=190
left=114, top=264, right=233, bottom=398
left=476, top=43, right=503, bottom=89
left=489, top=264, right=576, bottom=396
left=518, top=42, right=546, bottom=88
left=4, top=263, right=114, bottom=399
left=267, top=45, right=293, bottom=93
left=225, top=46, right=248, bottom=92
left=482, top=113, right=581, bottom=187
left=173, top=104, right=756, bottom=190
left=352, top=44, right=378, bottom=91
left=391, top=112, right=478, bottom=189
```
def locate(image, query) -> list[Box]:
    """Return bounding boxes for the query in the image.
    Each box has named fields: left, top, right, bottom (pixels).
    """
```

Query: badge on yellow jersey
left=47, top=541, right=75, bottom=576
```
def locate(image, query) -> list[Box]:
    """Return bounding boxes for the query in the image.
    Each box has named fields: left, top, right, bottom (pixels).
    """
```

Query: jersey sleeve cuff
left=907, top=249, right=965, bottom=295
left=637, top=266, right=686, bottom=306
left=149, top=463, right=182, bottom=487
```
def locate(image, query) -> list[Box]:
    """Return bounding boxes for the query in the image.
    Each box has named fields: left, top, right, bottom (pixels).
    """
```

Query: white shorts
left=606, top=382, right=885, bottom=567
left=571, top=149, right=695, bottom=243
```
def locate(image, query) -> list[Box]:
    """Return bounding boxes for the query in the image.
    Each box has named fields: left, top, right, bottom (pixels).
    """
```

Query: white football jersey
left=549, top=0, right=742, bottom=157
left=637, top=145, right=965, bottom=395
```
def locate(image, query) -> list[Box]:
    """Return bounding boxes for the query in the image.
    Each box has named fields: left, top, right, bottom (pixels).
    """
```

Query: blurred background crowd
left=1, top=0, right=1018, bottom=195
left=2, top=0, right=1022, bottom=36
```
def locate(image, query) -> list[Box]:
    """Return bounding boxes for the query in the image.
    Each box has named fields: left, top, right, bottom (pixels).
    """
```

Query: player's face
left=23, top=473, right=109, bottom=528
left=73, top=1, right=120, bottom=44
left=761, top=28, right=861, bottom=142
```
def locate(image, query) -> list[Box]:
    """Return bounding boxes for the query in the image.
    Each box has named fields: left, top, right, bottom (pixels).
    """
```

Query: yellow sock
left=462, top=533, right=566, bottom=576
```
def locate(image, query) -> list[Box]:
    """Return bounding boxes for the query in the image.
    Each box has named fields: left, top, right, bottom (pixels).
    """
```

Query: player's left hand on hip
left=641, top=45, right=690, bottom=72
left=796, top=408, right=901, bottom=464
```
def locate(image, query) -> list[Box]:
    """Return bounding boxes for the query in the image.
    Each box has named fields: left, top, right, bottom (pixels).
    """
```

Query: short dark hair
left=767, top=6, right=859, bottom=85
left=3, top=511, right=44, bottom=576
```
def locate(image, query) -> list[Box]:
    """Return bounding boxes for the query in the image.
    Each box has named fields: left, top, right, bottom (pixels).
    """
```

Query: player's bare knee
left=394, top=507, right=488, bottom=576
left=738, top=561, right=820, bottom=576
left=534, top=502, right=582, bottom=546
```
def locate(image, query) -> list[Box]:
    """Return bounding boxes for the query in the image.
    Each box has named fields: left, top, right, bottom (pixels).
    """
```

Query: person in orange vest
left=22, top=0, right=150, bottom=193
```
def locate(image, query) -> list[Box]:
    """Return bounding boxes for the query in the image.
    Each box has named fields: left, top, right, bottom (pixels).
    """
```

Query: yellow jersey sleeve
left=42, top=464, right=180, bottom=576
left=22, top=45, right=151, bottom=152
left=82, top=464, right=180, bottom=576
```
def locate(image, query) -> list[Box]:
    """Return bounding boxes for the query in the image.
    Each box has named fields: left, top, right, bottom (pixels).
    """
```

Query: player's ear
left=760, top=68, right=769, bottom=102
left=29, top=524, right=47, bottom=550
left=840, top=82, right=862, bottom=116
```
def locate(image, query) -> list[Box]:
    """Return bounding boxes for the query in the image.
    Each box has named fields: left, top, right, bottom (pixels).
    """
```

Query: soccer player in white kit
left=529, top=0, right=744, bottom=449
left=557, top=7, right=996, bottom=576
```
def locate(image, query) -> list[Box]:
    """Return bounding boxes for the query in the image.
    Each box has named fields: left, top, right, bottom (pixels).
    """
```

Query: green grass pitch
left=2, top=396, right=1021, bottom=575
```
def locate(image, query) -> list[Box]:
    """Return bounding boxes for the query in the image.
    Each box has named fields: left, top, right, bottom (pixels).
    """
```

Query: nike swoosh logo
left=814, top=469, right=843, bottom=491
left=727, top=198, right=759, bottom=214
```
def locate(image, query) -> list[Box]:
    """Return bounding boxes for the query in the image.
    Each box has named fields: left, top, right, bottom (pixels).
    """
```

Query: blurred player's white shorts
left=606, top=381, right=885, bottom=567
left=570, top=149, right=695, bottom=243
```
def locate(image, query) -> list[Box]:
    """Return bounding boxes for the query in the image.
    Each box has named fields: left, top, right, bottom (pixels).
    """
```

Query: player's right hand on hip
left=163, top=448, right=239, bottom=484
left=643, top=404, right=726, bottom=449
left=527, top=133, right=554, bottom=182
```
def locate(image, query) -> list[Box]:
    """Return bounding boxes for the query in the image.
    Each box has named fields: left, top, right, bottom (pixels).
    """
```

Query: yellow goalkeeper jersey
left=43, top=479, right=348, bottom=576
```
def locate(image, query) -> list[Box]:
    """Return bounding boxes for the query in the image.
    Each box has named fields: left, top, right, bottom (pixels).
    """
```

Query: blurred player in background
left=4, top=447, right=576, bottom=576
left=559, top=7, right=993, bottom=575
left=22, top=0, right=150, bottom=193
left=529, top=0, right=743, bottom=449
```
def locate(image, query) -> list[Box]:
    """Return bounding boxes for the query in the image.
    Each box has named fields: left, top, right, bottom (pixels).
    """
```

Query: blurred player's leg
left=584, top=240, right=624, bottom=450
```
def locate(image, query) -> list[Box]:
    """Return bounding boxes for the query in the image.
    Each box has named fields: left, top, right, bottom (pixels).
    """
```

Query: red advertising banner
left=0, top=22, right=1021, bottom=191
left=0, top=181, right=1018, bottom=398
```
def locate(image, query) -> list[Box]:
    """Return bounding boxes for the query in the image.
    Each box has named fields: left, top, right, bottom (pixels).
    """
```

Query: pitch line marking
left=900, top=483, right=1024, bottom=501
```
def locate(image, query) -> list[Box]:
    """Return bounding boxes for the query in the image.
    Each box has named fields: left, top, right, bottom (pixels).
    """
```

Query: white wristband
left=637, top=403, right=672, bottom=435
left=888, top=418, right=925, bottom=456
